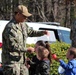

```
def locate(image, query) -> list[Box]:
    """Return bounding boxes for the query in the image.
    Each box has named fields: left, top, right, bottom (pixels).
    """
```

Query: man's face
left=15, top=12, right=27, bottom=22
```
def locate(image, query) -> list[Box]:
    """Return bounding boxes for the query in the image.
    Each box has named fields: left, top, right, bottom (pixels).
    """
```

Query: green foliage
left=26, top=44, right=35, bottom=59
left=26, top=51, right=36, bottom=59
left=26, top=41, right=70, bottom=75
left=26, top=44, right=35, bottom=48
left=50, top=41, right=70, bottom=75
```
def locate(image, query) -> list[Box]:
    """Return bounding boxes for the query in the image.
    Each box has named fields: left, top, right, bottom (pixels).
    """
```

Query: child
left=54, top=47, right=76, bottom=75
left=35, top=46, right=50, bottom=75
left=34, top=41, right=52, bottom=63
left=28, top=40, right=52, bottom=75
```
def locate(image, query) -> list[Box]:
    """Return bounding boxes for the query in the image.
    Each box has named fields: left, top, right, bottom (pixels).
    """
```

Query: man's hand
left=43, top=30, right=49, bottom=35
left=27, top=47, right=35, bottom=53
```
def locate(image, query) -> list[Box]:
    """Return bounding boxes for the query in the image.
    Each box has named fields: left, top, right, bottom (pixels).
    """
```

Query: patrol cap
left=15, top=5, right=32, bottom=17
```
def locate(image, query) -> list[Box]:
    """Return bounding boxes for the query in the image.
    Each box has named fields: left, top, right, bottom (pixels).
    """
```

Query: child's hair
left=35, top=40, right=46, bottom=47
left=35, top=40, right=52, bottom=63
left=37, top=46, right=49, bottom=60
left=69, top=47, right=76, bottom=58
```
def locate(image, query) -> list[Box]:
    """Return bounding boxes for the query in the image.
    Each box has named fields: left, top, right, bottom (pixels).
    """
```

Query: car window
left=58, top=30, right=71, bottom=44
left=37, top=31, right=56, bottom=43
left=39, top=28, right=57, bottom=43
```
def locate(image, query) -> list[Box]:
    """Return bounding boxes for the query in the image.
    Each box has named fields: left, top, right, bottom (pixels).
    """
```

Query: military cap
left=15, top=5, right=32, bottom=17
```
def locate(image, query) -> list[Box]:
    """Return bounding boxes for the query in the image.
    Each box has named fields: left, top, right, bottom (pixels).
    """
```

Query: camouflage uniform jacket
left=2, top=19, right=45, bottom=64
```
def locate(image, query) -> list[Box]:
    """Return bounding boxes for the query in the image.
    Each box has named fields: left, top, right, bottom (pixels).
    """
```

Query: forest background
left=0, top=0, right=76, bottom=28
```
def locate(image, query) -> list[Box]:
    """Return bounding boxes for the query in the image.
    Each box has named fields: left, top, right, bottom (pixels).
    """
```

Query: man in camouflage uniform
left=70, top=20, right=76, bottom=47
left=2, top=5, right=48, bottom=75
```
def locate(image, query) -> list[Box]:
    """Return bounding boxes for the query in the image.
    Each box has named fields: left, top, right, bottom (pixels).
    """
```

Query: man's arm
left=27, top=25, right=48, bottom=37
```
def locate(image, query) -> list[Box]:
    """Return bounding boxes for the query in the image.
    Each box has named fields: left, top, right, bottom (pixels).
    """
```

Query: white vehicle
left=26, top=22, right=71, bottom=44
left=0, top=20, right=9, bottom=71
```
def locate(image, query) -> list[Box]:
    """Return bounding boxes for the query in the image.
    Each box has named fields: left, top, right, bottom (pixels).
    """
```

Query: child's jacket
left=35, top=59, right=50, bottom=75
left=59, top=59, right=76, bottom=75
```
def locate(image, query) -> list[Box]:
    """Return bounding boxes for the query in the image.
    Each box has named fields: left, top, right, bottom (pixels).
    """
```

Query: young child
left=27, top=40, right=52, bottom=75
left=54, top=47, right=76, bottom=75
left=35, top=46, right=50, bottom=75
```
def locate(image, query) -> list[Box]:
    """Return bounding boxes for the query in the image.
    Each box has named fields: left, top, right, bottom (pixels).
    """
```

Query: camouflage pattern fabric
left=3, top=64, right=29, bottom=75
left=70, top=21, right=76, bottom=48
left=2, top=19, right=45, bottom=75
